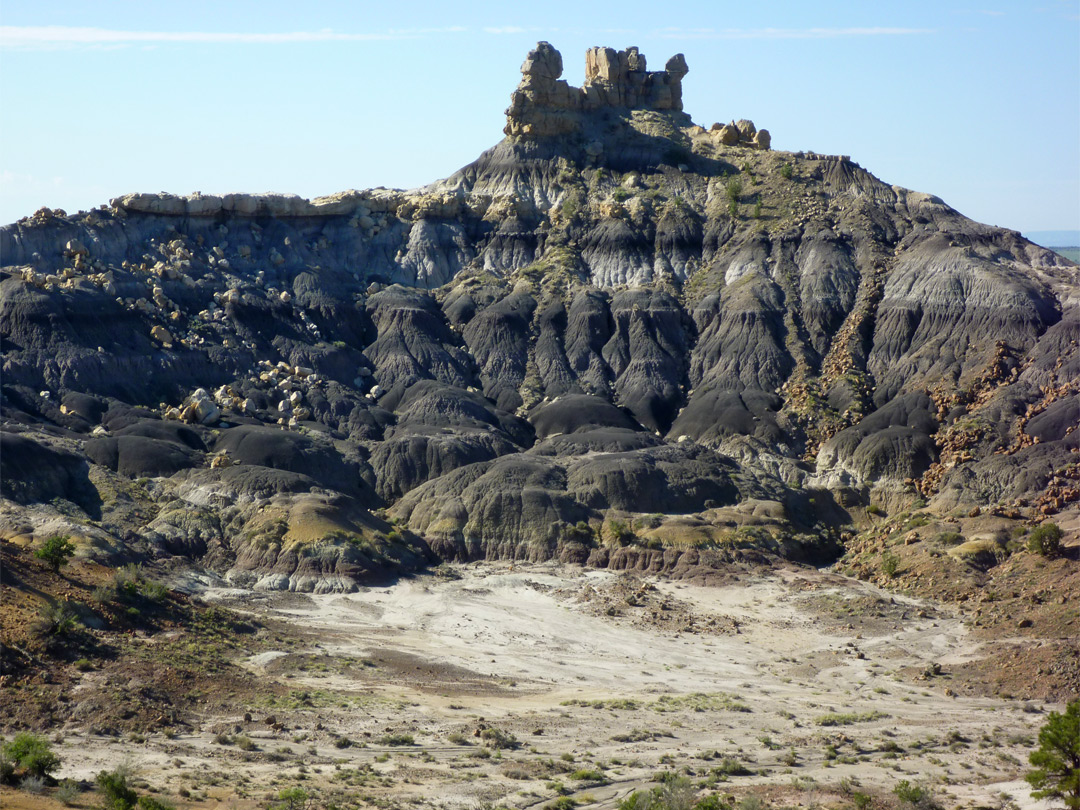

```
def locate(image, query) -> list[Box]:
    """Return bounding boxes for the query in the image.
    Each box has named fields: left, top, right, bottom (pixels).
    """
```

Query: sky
left=1, top=1, right=1078, bottom=237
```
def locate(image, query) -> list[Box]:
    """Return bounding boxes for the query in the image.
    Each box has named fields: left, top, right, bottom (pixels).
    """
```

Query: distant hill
left=1052, top=247, right=1080, bottom=263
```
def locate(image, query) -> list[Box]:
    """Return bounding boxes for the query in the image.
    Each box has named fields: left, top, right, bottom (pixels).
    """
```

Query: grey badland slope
left=2, top=43, right=1077, bottom=591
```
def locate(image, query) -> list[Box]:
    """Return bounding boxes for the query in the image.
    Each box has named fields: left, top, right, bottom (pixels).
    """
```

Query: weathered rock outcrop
left=505, top=43, right=691, bottom=138
left=1, top=42, right=1076, bottom=588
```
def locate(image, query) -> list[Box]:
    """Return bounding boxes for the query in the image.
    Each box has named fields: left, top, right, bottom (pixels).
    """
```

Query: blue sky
left=1, top=1, right=1077, bottom=235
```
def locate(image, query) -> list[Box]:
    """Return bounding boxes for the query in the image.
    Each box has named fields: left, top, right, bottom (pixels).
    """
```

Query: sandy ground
left=48, top=562, right=1059, bottom=809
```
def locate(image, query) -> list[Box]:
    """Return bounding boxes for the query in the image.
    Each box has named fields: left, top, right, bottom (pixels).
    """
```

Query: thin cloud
left=652, top=26, right=935, bottom=40
left=483, top=26, right=527, bottom=35
left=0, top=25, right=466, bottom=49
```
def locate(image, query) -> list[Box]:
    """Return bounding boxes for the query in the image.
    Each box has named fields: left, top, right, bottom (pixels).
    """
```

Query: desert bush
left=618, top=775, right=697, bottom=810
left=20, top=774, right=45, bottom=793
left=31, top=601, right=79, bottom=640
left=894, top=780, right=938, bottom=810
left=2, top=733, right=60, bottom=779
left=235, top=735, right=257, bottom=751
left=779, top=164, right=794, bottom=179
left=480, top=727, right=519, bottom=750
left=570, top=768, right=606, bottom=781
left=937, top=532, right=964, bottom=546
left=605, top=519, right=636, bottom=546
left=34, top=534, right=75, bottom=573
left=137, top=797, right=176, bottom=810
left=275, top=787, right=308, bottom=810
left=97, top=768, right=138, bottom=810
left=881, top=553, right=900, bottom=578
left=1027, top=523, right=1063, bottom=557
left=379, top=733, right=414, bottom=746
left=717, top=757, right=750, bottom=775
left=56, top=779, right=80, bottom=804
left=816, top=711, right=888, bottom=726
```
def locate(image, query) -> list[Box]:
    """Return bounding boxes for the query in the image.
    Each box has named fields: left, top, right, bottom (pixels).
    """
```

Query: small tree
left=1026, top=700, right=1080, bottom=808
left=34, top=535, right=75, bottom=573
left=2, top=733, right=60, bottom=779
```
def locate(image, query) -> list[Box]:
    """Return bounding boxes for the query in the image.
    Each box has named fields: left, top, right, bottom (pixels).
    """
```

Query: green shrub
left=235, top=735, right=257, bottom=751
left=570, top=768, right=605, bottom=781
left=34, top=534, right=75, bottom=573
left=137, top=798, right=177, bottom=810
left=894, top=780, right=937, bottom=809
left=725, top=178, right=743, bottom=203
left=275, top=787, right=308, bottom=810
left=379, top=733, right=414, bottom=746
left=480, top=727, right=519, bottom=750
left=937, top=532, right=964, bottom=546
left=97, top=769, right=138, bottom=810
left=1028, top=523, right=1063, bottom=557
left=717, top=757, right=750, bottom=775
left=881, top=553, right=900, bottom=578
left=779, top=164, right=794, bottom=180
left=3, top=733, right=60, bottom=778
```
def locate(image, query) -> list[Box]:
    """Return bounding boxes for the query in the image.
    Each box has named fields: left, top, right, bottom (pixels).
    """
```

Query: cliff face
left=2, top=43, right=1077, bottom=591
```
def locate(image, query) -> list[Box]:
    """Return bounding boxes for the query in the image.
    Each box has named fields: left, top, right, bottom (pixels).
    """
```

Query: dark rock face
left=2, top=43, right=1077, bottom=588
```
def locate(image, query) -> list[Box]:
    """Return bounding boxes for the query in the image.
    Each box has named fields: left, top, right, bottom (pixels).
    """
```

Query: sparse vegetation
left=97, top=768, right=139, bottom=810
left=893, top=779, right=938, bottom=810
left=1028, top=523, right=1063, bottom=558
left=816, top=711, right=889, bottom=726
left=1026, top=699, right=1080, bottom=807
left=2, top=733, right=60, bottom=780
left=379, top=733, right=415, bottom=746
left=34, top=534, right=75, bottom=573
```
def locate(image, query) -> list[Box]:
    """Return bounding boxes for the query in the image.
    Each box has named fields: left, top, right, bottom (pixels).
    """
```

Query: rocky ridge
left=1, top=43, right=1077, bottom=592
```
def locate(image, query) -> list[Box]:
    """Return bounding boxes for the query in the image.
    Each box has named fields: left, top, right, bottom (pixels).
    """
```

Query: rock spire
left=505, top=42, right=689, bottom=137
